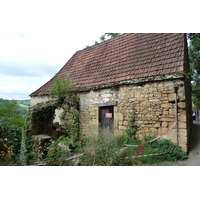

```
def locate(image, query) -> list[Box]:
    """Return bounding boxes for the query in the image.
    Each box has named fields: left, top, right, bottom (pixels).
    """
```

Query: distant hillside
left=0, top=98, right=30, bottom=115
left=16, top=99, right=30, bottom=106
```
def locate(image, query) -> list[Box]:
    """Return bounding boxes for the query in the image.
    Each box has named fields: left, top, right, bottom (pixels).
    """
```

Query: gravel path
left=177, top=121, right=200, bottom=166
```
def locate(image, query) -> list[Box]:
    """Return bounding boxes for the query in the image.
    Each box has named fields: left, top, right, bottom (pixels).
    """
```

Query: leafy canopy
left=85, top=33, right=122, bottom=48
left=0, top=99, right=26, bottom=156
left=188, top=33, right=200, bottom=109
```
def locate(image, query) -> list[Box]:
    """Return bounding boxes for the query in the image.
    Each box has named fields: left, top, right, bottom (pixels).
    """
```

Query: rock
left=178, top=102, right=186, bottom=109
left=73, top=158, right=81, bottom=166
left=123, top=121, right=128, bottom=126
left=162, top=122, right=168, bottom=128
left=57, top=142, right=71, bottom=152
left=168, top=93, right=175, bottom=102
left=154, top=123, right=160, bottom=128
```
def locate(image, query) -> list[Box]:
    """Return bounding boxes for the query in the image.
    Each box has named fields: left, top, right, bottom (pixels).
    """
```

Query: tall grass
left=79, top=131, right=187, bottom=166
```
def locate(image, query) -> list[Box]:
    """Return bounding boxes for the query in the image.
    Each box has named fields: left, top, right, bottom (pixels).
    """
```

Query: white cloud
left=0, top=0, right=108, bottom=99
left=0, top=16, right=103, bottom=99
left=0, top=73, right=52, bottom=99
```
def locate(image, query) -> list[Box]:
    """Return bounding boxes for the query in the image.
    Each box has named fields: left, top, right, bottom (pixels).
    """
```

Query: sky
left=0, top=31, right=103, bottom=99
left=0, top=0, right=106, bottom=99
left=0, top=0, right=107, bottom=100
left=0, top=0, right=198, bottom=100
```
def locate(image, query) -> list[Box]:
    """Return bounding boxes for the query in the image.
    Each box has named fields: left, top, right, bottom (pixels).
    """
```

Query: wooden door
left=99, top=106, right=114, bottom=130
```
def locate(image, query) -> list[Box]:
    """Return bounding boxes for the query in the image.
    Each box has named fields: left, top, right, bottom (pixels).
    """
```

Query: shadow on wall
left=188, top=121, right=200, bottom=152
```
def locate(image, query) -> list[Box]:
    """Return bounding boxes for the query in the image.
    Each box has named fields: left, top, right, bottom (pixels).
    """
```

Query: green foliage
left=105, top=33, right=121, bottom=38
left=62, top=106, right=81, bottom=144
left=44, top=135, right=72, bottom=166
left=50, top=77, right=81, bottom=144
left=0, top=117, right=22, bottom=155
left=188, top=33, right=200, bottom=109
left=126, top=109, right=137, bottom=138
left=84, top=33, right=122, bottom=48
left=192, top=77, right=200, bottom=109
left=133, top=137, right=188, bottom=165
left=23, top=132, right=38, bottom=164
left=16, top=99, right=30, bottom=106
left=41, top=132, right=187, bottom=166
left=189, top=34, right=200, bottom=76
left=20, top=113, right=43, bottom=165
left=81, top=134, right=121, bottom=166
left=0, top=99, right=26, bottom=161
left=50, top=78, right=76, bottom=106
left=44, top=135, right=83, bottom=166
left=31, top=102, right=57, bottom=136
left=80, top=134, right=187, bottom=166
left=0, top=99, right=28, bottom=117
left=28, top=78, right=81, bottom=165
left=23, top=76, right=82, bottom=166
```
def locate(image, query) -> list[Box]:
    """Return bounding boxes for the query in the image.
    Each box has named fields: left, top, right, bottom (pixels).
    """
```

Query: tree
left=85, top=33, right=122, bottom=48
left=188, top=33, right=200, bottom=76
left=188, top=33, right=200, bottom=109
left=0, top=99, right=25, bottom=157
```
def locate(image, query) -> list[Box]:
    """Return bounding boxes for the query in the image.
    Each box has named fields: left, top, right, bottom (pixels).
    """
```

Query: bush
left=31, top=102, right=57, bottom=136
left=44, top=136, right=72, bottom=166
left=126, top=109, right=137, bottom=138
left=80, top=134, right=187, bottom=166
left=44, top=135, right=83, bottom=166
left=50, top=78, right=77, bottom=106
left=81, top=134, right=121, bottom=166
left=0, top=117, right=22, bottom=156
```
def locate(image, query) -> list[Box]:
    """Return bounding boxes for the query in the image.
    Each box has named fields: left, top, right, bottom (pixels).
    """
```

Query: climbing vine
left=22, top=78, right=83, bottom=164
left=31, top=102, right=57, bottom=136
left=126, top=108, right=137, bottom=138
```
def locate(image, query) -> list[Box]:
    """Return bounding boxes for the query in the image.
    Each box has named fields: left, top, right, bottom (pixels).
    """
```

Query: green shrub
left=81, top=134, right=121, bottom=166
left=80, top=134, right=187, bottom=166
left=44, top=136, right=72, bottom=166
left=0, top=117, right=22, bottom=156
left=126, top=109, right=137, bottom=138
left=31, top=102, right=57, bottom=136
left=50, top=78, right=76, bottom=106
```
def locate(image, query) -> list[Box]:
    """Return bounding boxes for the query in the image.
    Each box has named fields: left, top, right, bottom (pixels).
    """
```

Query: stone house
left=30, top=33, right=192, bottom=152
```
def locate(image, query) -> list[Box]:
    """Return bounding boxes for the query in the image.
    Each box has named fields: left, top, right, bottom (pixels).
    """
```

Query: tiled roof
left=30, top=33, right=186, bottom=97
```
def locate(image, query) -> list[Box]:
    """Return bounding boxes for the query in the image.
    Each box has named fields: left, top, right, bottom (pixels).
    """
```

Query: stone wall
left=30, top=78, right=191, bottom=152
left=31, top=96, right=51, bottom=106
left=79, top=79, right=190, bottom=152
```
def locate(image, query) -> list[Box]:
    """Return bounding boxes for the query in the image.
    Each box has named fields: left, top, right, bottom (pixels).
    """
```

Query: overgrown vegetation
left=126, top=108, right=137, bottom=138
left=41, top=109, right=187, bottom=166
left=188, top=33, right=200, bottom=109
left=0, top=99, right=28, bottom=165
left=31, top=102, right=57, bottom=137
left=50, top=78, right=77, bottom=106
left=22, top=78, right=83, bottom=165
left=42, top=133, right=187, bottom=166
left=44, top=136, right=73, bottom=166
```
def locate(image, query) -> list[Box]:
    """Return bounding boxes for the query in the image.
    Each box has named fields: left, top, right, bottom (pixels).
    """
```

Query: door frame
left=99, top=106, right=114, bottom=130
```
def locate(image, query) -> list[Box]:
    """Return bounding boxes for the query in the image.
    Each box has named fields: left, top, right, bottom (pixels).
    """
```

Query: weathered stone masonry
left=30, top=34, right=192, bottom=153
left=79, top=77, right=189, bottom=152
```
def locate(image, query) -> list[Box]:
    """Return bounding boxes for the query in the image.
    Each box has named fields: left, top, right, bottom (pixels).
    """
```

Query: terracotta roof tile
left=30, top=33, right=186, bottom=97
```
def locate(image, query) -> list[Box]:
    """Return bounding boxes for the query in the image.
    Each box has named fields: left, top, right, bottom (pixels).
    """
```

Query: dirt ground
left=176, top=121, right=200, bottom=166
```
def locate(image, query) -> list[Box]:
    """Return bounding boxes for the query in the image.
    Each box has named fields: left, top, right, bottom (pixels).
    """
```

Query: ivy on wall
left=31, top=102, right=57, bottom=137
left=126, top=108, right=137, bottom=138
left=22, top=78, right=82, bottom=164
